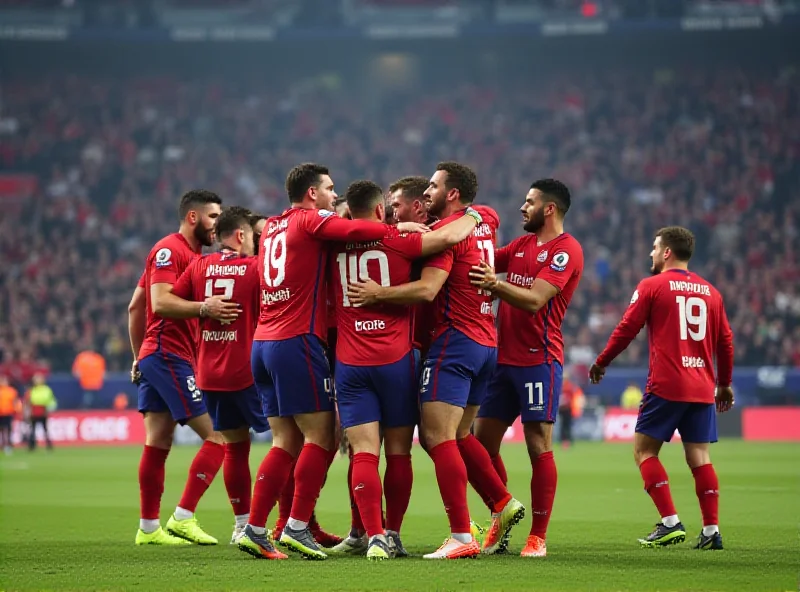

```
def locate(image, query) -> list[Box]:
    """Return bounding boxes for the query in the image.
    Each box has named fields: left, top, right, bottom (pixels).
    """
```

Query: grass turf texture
left=1, top=441, right=797, bottom=591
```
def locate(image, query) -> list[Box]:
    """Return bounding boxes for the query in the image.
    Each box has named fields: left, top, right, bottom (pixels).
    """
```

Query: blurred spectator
left=113, top=392, right=129, bottom=410
left=24, top=373, right=56, bottom=451
left=0, top=64, right=798, bottom=373
left=620, top=381, right=644, bottom=409
left=0, top=376, right=19, bottom=455
left=72, top=348, right=106, bottom=408
left=559, top=376, right=585, bottom=448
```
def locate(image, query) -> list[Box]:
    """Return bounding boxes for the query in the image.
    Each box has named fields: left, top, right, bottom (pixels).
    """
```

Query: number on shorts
left=263, top=232, right=287, bottom=288
left=204, top=278, right=235, bottom=299
left=675, top=295, right=707, bottom=341
left=421, top=367, right=432, bottom=387
left=336, top=250, right=391, bottom=307
left=525, top=382, right=543, bottom=407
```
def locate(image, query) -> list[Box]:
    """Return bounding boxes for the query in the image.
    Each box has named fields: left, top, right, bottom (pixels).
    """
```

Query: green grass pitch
left=1, top=440, right=798, bottom=591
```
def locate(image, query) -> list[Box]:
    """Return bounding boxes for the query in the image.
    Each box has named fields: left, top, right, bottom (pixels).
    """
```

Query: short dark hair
left=285, top=163, right=330, bottom=204
left=530, top=178, right=571, bottom=216
left=436, top=161, right=478, bottom=204
left=178, top=189, right=222, bottom=220
left=248, top=213, right=266, bottom=228
left=215, top=206, right=253, bottom=240
left=345, top=180, right=384, bottom=216
left=656, top=226, right=695, bottom=262
left=388, top=176, right=429, bottom=201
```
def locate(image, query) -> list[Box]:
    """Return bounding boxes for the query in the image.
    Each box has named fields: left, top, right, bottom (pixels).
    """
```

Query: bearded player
left=470, top=179, right=583, bottom=558
left=590, top=226, right=734, bottom=550
left=131, top=189, right=239, bottom=546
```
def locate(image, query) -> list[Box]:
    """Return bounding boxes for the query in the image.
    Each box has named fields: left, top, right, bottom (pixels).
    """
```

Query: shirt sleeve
left=149, top=245, right=179, bottom=285
left=171, top=261, right=195, bottom=300
left=536, top=241, right=583, bottom=292
left=304, top=210, right=391, bottom=243
left=715, top=294, right=734, bottom=387
left=595, top=281, right=651, bottom=367
left=137, top=272, right=145, bottom=288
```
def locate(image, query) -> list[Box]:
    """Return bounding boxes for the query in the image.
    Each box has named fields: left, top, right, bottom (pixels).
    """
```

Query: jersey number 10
left=675, top=295, right=707, bottom=341
left=337, top=250, right=391, bottom=307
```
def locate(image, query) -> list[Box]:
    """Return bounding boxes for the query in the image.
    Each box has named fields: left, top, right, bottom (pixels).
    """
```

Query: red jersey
left=596, top=269, right=734, bottom=404
left=138, top=233, right=201, bottom=364
left=172, top=250, right=260, bottom=392
left=331, top=229, right=423, bottom=366
left=425, top=208, right=500, bottom=348
left=254, top=207, right=398, bottom=343
left=494, top=233, right=584, bottom=366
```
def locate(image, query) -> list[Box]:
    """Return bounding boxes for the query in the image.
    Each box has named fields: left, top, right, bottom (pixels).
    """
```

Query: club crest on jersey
left=550, top=252, right=569, bottom=272
left=537, top=250, right=548, bottom=263
left=155, top=248, right=172, bottom=268
left=318, top=209, right=334, bottom=218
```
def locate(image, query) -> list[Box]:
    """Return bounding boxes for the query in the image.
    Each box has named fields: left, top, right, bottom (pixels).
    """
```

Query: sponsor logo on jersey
left=682, top=356, right=706, bottom=369
left=202, top=330, right=238, bottom=342
left=550, top=251, right=569, bottom=272
left=630, top=290, right=639, bottom=305
left=355, top=319, right=386, bottom=332
left=318, top=209, right=335, bottom=218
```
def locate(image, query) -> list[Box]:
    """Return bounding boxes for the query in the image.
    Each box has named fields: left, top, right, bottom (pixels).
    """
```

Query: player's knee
left=683, top=445, right=711, bottom=469
left=205, top=431, right=224, bottom=445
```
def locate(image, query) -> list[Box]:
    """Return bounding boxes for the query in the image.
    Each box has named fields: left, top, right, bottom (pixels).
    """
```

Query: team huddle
left=128, top=161, right=734, bottom=561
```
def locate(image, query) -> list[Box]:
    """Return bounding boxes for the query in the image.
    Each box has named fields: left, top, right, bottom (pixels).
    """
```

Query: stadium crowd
left=1, top=65, right=798, bottom=382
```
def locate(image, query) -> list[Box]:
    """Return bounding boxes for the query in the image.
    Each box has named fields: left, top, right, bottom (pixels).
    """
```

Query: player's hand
left=397, top=222, right=431, bottom=234
left=469, top=261, right=498, bottom=291
left=202, top=295, right=240, bottom=323
left=347, top=279, right=382, bottom=306
left=588, top=363, right=606, bottom=384
left=715, top=386, right=734, bottom=413
left=130, top=360, right=142, bottom=385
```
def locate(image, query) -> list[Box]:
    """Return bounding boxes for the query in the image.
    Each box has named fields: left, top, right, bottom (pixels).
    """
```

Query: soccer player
left=332, top=180, right=484, bottom=560
left=388, top=176, right=438, bottom=358
left=131, top=189, right=239, bottom=546
left=589, top=226, right=734, bottom=550
left=469, top=179, right=584, bottom=558
left=348, top=162, right=524, bottom=560
left=164, top=206, right=273, bottom=549
left=239, top=163, right=428, bottom=561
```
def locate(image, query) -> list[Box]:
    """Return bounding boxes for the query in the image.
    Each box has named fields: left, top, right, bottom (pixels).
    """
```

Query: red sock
left=250, top=447, right=294, bottom=528
left=290, top=443, right=330, bottom=523
left=139, top=445, right=169, bottom=520
left=530, top=451, right=558, bottom=539
left=458, top=435, right=511, bottom=513
left=384, top=454, right=412, bottom=533
left=492, top=454, right=508, bottom=486
left=178, top=440, right=224, bottom=513
left=639, top=456, right=677, bottom=519
left=223, top=440, right=251, bottom=516
left=691, top=463, right=719, bottom=527
left=275, top=460, right=296, bottom=532
left=429, top=440, right=470, bottom=534
left=347, top=453, right=365, bottom=533
left=350, top=452, right=383, bottom=538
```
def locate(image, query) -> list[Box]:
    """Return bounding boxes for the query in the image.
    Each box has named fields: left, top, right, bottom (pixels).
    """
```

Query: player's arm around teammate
left=469, top=180, right=583, bottom=558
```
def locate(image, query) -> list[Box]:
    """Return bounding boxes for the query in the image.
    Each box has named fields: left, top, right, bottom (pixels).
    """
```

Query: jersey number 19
left=675, top=295, right=707, bottom=341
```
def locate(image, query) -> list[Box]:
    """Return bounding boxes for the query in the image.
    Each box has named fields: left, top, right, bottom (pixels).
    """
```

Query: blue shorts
left=478, top=362, right=563, bottom=424
left=204, top=385, right=270, bottom=433
left=137, top=353, right=206, bottom=424
left=336, top=351, right=420, bottom=430
left=419, top=329, right=497, bottom=409
left=636, top=392, right=717, bottom=443
left=251, top=335, right=334, bottom=418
